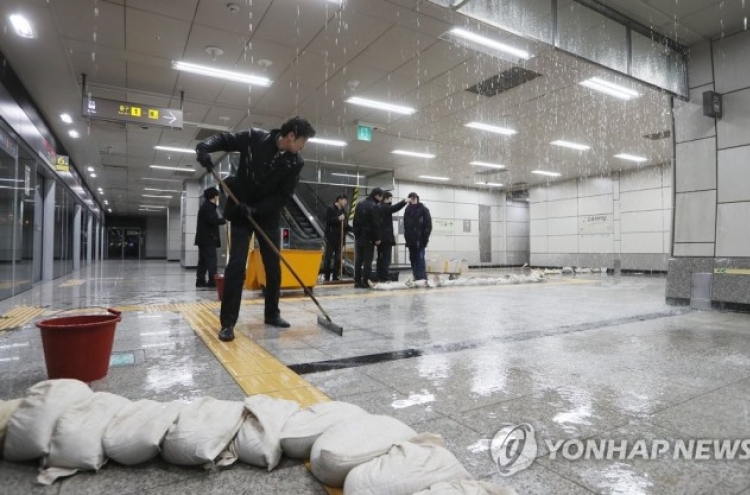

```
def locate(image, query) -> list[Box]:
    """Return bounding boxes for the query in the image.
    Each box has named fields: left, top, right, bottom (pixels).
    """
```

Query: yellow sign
left=148, top=109, right=159, bottom=119
left=55, top=155, right=69, bottom=172
left=714, top=268, right=750, bottom=275
left=130, top=106, right=142, bottom=117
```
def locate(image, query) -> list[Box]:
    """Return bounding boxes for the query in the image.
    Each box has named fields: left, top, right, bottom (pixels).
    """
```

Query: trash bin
left=36, top=308, right=121, bottom=382
left=214, top=273, right=225, bottom=301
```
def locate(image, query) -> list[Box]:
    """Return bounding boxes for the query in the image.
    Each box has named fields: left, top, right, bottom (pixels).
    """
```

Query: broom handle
left=339, top=218, right=344, bottom=279
left=209, top=169, right=334, bottom=322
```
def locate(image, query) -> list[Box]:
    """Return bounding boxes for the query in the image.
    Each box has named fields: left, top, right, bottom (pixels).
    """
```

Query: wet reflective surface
left=1, top=261, right=750, bottom=494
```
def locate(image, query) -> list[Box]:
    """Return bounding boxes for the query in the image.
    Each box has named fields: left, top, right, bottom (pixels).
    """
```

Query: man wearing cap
left=403, top=192, right=432, bottom=281
left=376, top=191, right=407, bottom=282
left=195, top=187, right=226, bottom=288
left=352, top=187, right=383, bottom=288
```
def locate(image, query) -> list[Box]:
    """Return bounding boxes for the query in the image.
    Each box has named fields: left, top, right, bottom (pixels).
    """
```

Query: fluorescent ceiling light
left=419, top=175, right=450, bottom=181
left=532, top=170, right=561, bottom=177
left=0, top=178, right=23, bottom=183
left=331, top=172, right=364, bottom=179
left=143, top=177, right=183, bottom=182
left=392, top=150, right=435, bottom=159
left=107, top=208, right=112, bottom=213
left=172, top=61, right=271, bottom=87
left=149, top=165, right=196, bottom=172
left=139, top=204, right=166, bottom=209
left=448, top=28, right=530, bottom=60
left=60, top=114, right=72, bottom=124
left=465, top=122, right=517, bottom=135
left=104, top=200, right=109, bottom=204
left=614, top=153, right=647, bottom=162
left=475, top=182, right=504, bottom=187
left=346, top=97, right=415, bottom=115
left=142, top=194, right=173, bottom=199
left=89, top=173, right=97, bottom=178
left=470, top=161, right=506, bottom=169
left=551, top=140, right=590, bottom=151
left=87, top=166, right=94, bottom=172
left=9, top=14, right=34, bottom=39
left=309, top=138, right=347, bottom=147
left=69, top=130, right=80, bottom=138
left=579, top=77, right=640, bottom=100
left=144, top=187, right=180, bottom=193
left=155, top=145, right=195, bottom=153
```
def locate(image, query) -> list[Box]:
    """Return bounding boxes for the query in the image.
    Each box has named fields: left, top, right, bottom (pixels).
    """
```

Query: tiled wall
left=529, top=165, right=672, bottom=270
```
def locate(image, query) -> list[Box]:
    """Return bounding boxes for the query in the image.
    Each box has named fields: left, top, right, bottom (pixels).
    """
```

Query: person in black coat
left=195, top=116, right=316, bottom=341
left=195, top=187, right=226, bottom=288
left=376, top=191, right=407, bottom=282
left=403, top=192, right=432, bottom=281
left=322, top=194, right=352, bottom=281
left=352, top=187, right=383, bottom=288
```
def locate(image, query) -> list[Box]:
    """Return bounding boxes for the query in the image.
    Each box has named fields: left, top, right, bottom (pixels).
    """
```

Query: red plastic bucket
left=36, top=309, right=121, bottom=382
left=214, top=274, right=225, bottom=301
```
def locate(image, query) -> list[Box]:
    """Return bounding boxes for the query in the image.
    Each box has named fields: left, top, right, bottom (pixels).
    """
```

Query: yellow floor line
left=59, top=279, right=85, bottom=287
left=0, top=305, right=47, bottom=331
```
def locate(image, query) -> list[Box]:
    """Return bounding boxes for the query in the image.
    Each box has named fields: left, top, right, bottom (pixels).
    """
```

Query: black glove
left=197, top=152, right=214, bottom=172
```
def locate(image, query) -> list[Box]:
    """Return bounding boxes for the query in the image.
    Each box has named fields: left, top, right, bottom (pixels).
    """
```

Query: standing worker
left=322, top=194, right=351, bottom=282
left=403, top=192, right=432, bottom=281
left=375, top=191, right=407, bottom=282
left=195, top=187, right=226, bottom=288
left=195, top=116, right=316, bottom=342
left=352, top=187, right=383, bottom=288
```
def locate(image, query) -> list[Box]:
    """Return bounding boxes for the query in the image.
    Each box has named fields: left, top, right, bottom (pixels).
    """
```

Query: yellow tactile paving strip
left=59, top=279, right=86, bottom=287
left=0, top=305, right=47, bottom=331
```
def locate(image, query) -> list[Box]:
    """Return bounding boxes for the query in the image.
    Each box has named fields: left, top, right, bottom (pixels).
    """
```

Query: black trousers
left=220, top=216, right=281, bottom=327
left=196, top=244, right=218, bottom=283
left=322, top=236, right=343, bottom=280
left=376, top=243, right=393, bottom=281
left=354, top=242, right=375, bottom=286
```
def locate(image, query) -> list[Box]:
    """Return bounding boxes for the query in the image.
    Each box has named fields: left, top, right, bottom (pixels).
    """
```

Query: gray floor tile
left=302, top=368, right=391, bottom=399
left=338, top=387, right=447, bottom=426
left=0, top=461, right=62, bottom=495
left=479, top=462, right=597, bottom=495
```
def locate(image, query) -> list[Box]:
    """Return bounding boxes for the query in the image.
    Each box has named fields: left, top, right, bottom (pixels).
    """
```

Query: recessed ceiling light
left=142, top=194, right=173, bottom=199
left=149, top=165, right=196, bottom=172
left=9, top=14, right=34, bottom=39
left=465, top=122, right=517, bottom=135
left=470, top=161, right=506, bottom=169
left=392, top=150, right=435, bottom=159
left=144, top=187, right=180, bottom=193
left=89, top=173, right=97, bottom=178
left=87, top=166, right=95, bottom=172
left=579, top=77, right=640, bottom=100
left=172, top=61, right=271, bottom=87
left=551, top=140, right=590, bottom=151
left=614, top=153, right=647, bottom=162
left=346, top=97, right=415, bottom=115
left=309, top=138, right=347, bottom=147
left=60, top=114, right=73, bottom=124
left=107, top=208, right=112, bottom=213
left=532, top=170, right=561, bottom=177
left=475, top=182, right=504, bottom=187
left=154, top=145, right=195, bottom=153
left=139, top=204, right=166, bottom=209
left=447, top=28, right=530, bottom=60
left=69, top=130, right=80, bottom=138
left=418, top=175, right=450, bottom=181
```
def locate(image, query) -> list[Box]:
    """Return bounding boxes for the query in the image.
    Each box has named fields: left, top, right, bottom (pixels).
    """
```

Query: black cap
left=370, top=187, right=384, bottom=198
left=407, top=192, right=418, bottom=199
left=204, top=187, right=219, bottom=200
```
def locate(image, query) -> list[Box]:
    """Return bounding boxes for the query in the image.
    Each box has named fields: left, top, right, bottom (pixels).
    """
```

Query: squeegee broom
left=210, top=169, right=343, bottom=336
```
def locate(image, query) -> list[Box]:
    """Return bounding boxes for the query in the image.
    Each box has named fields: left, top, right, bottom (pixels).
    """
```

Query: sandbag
left=4, top=379, right=93, bottom=462
left=103, top=399, right=184, bottom=465
left=412, top=480, right=519, bottom=495
left=233, top=394, right=299, bottom=470
left=0, top=399, right=23, bottom=458
left=38, top=393, right=131, bottom=484
left=280, top=401, right=368, bottom=459
left=310, top=415, right=417, bottom=487
left=161, top=396, right=245, bottom=466
left=343, top=435, right=473, bottom=495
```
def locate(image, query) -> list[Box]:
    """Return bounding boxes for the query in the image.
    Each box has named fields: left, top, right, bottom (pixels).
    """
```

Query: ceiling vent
left=466, top=67, right=542, bottom=97
left=643, top=130, right=671, bottom=140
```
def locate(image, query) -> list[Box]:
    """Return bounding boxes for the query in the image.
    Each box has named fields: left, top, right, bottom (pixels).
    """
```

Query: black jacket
left=195, top=128, right=304, bottom=219
left=194, top=200, right=226, bottom=247
left=403, top=202, right=432, bottom=248
left=324, top=203, right=352, bottom=242
left=378, top=200, right=407, bottom=245
left=353, top=196, right=381, bottom=246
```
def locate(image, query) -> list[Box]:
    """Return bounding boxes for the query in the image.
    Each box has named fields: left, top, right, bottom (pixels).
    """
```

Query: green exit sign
left=357, top=124, right=372, bottom=142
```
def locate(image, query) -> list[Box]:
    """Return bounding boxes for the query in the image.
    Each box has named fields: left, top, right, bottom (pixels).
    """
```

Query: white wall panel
left=621, top=210, right=665, bottom=233
left=547, top=198, right=577, bottom=218
left=620, top=189, right=664, bottom=212
left=578, top=195, right=614, bottom=215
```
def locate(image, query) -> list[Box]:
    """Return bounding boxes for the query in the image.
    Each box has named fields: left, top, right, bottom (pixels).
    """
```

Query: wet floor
left=1, top=260, right=750, bottom=495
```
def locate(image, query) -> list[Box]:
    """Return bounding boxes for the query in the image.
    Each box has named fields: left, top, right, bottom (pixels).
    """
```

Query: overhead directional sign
left=82, top=97, right=183, bottom=129
left=357, top=124, right=372, bottom=142
left=55, top=155, right=69, bottom=172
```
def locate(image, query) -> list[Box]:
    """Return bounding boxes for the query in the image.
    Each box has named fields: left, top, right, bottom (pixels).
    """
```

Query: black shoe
left=206, top=281, right=217, bottom=288
left=218, top=326, right=235, bottom=342
left=196, top=280, right=207, bottom=288
left=332, top=277, right=340, bottom=281
left=264, top=316, right=291, bottom=328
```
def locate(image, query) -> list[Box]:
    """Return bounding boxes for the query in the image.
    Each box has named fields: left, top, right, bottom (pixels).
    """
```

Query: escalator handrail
left=291, top=193, right=326, bottom=239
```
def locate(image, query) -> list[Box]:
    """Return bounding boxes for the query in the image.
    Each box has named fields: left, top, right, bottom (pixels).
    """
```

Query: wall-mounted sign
left=432, top=218, right=455, bottom=236
left=55, top=155, right=70, bottom=173
left=578, top=214, right=613, bottom=234
left=82, top=97, right=183, bottom=129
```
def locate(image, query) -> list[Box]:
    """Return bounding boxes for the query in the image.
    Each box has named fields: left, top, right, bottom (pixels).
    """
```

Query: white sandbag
left=0, top=399, right=23, bottom=458
left=4, top=379, right=93, bottom=462
left=280, top=401, right=368, bottom=459
left=413, top=480, right=519, bottom=495
left=233, top=394, right=299, bottom=470
left=38, top=393, right=131, bottom=484
left=103, top=399, right=184, bottom=465
left=343, top=435, right=473, bottom=495
left=161, top=396, right=245, bottom=466
left=310, top=414, right=417, bottom=488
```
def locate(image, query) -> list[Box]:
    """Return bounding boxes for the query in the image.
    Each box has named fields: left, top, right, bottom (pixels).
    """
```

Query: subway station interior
left=1, top=0, right=750, bottom=494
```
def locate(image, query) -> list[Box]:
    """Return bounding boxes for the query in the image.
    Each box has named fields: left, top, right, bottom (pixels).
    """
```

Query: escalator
left=280, top=194, right=325, bottom=251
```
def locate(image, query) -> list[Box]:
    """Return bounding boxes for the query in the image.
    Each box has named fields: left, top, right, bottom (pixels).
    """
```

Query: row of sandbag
left=0, top=379, right=518, bottom=495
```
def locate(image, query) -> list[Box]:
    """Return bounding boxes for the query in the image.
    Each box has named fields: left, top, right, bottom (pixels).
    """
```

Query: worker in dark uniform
left=195, top=116, right=316, bottom=342
left=352, top=187, right=383, bottom=288
left=322, top=194, right=351, bottom=281
left=194, top=187, right=226, bottom=288
left=376, top=191, right=407, bottom=282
